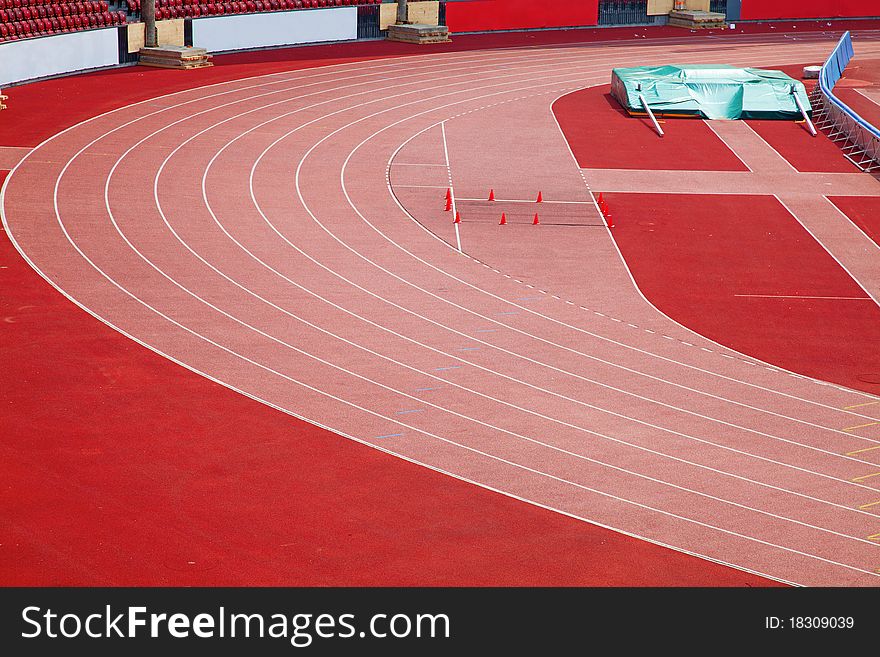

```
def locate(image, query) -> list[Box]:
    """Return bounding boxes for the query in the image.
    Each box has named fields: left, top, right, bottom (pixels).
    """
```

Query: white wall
left=192, top=6, right=357, bottom=53
left=0, top=28, right=119, bottom=87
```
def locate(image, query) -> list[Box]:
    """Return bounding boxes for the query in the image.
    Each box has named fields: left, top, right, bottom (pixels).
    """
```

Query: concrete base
left=386, top=22, right=450, bottom=44
left=668, top=10, right=726, bottom=29
left=138, top=45, right=213, bottom=69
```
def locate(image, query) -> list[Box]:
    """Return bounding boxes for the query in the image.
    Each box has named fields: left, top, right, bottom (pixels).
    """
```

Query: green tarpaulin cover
left=611, top=65, right=811, bottom=120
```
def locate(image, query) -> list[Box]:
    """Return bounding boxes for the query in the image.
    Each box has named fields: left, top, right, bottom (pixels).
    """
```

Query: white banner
left=0, top=27, right=119, bottom=87
left=192, top=7, right=357, bottom=53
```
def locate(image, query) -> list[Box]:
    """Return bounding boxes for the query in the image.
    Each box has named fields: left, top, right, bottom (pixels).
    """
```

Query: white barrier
left=191, top=6, right=357, bottom=53
left=0, top=27, right=119, bottom=87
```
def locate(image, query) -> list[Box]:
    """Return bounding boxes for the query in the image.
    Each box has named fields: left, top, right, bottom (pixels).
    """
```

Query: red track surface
left=5, top=215, right=725, bottom=586
left=606, top=192, right=880, bottom=393
left=5, top=29, right=880, bottom=588
left=552, top=86, right=748, bottom=171
left=746, top=117, right=858, bottom=172
left=833, top=57, right=880, bottom=131
left=829, top=195, right=880, bottom=249
left=0, top=33, right=793, bottom=588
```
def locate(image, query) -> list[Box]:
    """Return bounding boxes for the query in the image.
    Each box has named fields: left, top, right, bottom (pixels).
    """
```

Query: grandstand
left=3, top=0, right=880, bottom=605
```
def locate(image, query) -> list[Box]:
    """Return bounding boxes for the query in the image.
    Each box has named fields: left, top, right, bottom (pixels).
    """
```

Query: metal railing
left=709, top=0, right=727, bottom=16
left=811, top=31, right=880, bottom=172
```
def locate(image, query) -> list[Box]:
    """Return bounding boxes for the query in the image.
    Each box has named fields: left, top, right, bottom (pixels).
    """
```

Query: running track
left=5, top=33, right=880, bottom=586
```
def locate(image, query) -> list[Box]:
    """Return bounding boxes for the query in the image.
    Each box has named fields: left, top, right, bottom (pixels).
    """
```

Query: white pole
left=792, top=88, right=817, bottom=136
left=638, top=93, right=664, bottom=137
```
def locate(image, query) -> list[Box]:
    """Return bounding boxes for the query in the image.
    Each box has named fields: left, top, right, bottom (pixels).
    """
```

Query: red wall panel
left=445, top=0, right=599, bottom=33
left=740, top=0, right=877, bottom=20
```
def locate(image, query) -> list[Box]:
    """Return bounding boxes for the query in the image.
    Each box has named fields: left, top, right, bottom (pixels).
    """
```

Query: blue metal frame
left=814, top=31, right=880, bottom=170
left=819, top=31, right=880, bottom=140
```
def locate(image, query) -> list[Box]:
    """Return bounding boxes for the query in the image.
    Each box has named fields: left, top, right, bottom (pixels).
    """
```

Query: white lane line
left=440, top=120, right=462, bottom=253
left=734, top=294, right=873, bottom=300
left=775, top=194, right=880, bottom=310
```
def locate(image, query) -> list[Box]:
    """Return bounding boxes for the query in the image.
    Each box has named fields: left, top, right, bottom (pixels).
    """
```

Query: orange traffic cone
left=445, top=196, right=452, bottom=211
left=488, top=189, right=495, bottom=202
left=445, top=187, right=452, bottom=201
left=536, top=191, right=543, bottom=203
left=533, top=213, right=540, bottom=225
left=453, top=211, right=461, bottom=224
left=499, top=212, right=507, bottom=225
